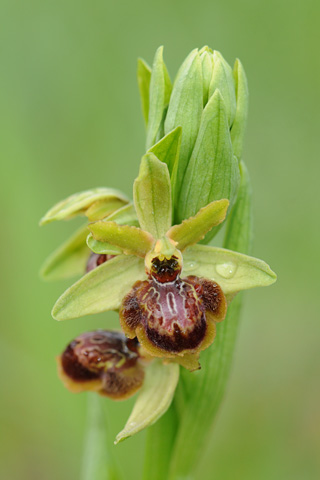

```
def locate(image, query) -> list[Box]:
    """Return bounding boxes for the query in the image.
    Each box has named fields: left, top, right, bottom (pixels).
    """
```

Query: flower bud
left=57, top=330, right=145, bottom=400
left=139, top=46, right=248, bottom=232
left=86, top=252, right=115, bottom=273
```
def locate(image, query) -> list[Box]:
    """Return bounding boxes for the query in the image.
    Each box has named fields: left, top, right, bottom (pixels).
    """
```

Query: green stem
left=81, top=394, right=122, bottom=480
left=143, top=404, right=178, bottom=480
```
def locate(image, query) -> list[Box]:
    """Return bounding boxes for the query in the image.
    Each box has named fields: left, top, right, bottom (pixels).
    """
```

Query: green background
left=1, top=0, right=319, bottom=479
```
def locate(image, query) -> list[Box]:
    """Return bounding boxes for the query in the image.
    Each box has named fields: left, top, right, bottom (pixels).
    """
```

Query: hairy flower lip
left=119, top=273, right=227, bottom=370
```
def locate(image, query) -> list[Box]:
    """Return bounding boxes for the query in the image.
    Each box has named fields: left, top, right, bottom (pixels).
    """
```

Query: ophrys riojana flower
left=51, top=153, right=276, bottom=370
left=58, top=330, right=145, bottom=400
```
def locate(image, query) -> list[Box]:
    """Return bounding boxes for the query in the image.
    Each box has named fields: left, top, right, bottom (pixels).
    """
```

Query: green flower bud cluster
left=138, top=46, right=248, bottom=239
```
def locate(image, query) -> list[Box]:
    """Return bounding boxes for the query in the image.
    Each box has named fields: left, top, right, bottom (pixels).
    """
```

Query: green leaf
left=167, top=199, right=229, bottom=251
left=168, top=154, right=254, bottom=480
left=86, top=234, right=122, bottom=255
left=137, top=58, right=151, bottom=127
left=52, top=255, right=145, bottom=321
left=209, top=51, right=237, bottom=126
left=182, top=244, right=276, bottom=294
left=115, top=361, right=179, bottom=444
left=81, top=394, right=122, bottom=480
left=224, top=160, right=252, bottom=253
left=40, top=188, right=128, bottom=225
left=177, top=90, right=239, bottom=228
left=146, top=46, right=172, bottom=149
left=148, top=127, right=182, bottom=178
left=231, top=59, right=249, bottom=160
left=89, top=222, right=154, bottom=257
left=40, top=224, right=89, bottom=281
left=164, top=49, right=203, bottom=207
left=133, top=153, right=172, bottom=238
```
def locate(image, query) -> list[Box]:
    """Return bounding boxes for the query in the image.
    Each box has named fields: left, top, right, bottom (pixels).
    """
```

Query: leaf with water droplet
left=182, top=244, right=276, bottom=294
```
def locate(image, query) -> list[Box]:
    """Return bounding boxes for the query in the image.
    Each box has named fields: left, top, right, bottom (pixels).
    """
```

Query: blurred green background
left=1, top=0, right=319, bottom=479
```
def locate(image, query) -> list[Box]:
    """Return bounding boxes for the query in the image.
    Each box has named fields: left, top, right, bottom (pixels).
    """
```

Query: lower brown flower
left=57, top=330, right=145, bottom=400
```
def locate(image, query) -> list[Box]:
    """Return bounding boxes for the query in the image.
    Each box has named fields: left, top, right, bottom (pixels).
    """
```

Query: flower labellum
left=120, top=243, right=227, bottom=371
left=57, top=330, right=145, bottom=400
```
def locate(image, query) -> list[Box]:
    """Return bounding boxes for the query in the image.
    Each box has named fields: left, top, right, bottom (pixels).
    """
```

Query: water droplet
left=185, top=260, right=198, bottom=271
left=216, top=262, right=237, bottom=279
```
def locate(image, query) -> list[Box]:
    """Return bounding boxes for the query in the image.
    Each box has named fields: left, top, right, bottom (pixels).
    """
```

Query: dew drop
left=185, top=260, right=198, bottom=271
left=216, top=262, right=237, bottom=279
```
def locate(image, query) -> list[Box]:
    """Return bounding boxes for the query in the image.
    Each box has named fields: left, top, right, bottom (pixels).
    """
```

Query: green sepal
left=40, top=188, right=128, bottom=225
left=148, top=127, right=182, bottom=178
left=114, top=361, right=179, bottom=444
left=137, top=58, right=152, bottom=127
left=88, top=222, right=154, bottom=257
left=167, top=199, right=229, bottom=251
left=164, top=49, right=203, bottom=206
left=86, top=234, right=122, bottom=256
left=231, top=59, right=249, bottom=160
left=182, top=244, right=276, bottom=294
left=177, top=90, right=239, bottom=228
left=209, top=51, right=237, bottom=126
left=146, top=46, right=172, bottom=149
left=133, top=153, right=172, bottom=238
left=85, top=198, right=128, bottom=222
left=52, top=255, right=145, bottom=321
left=40, top=224, right=89, bottom=281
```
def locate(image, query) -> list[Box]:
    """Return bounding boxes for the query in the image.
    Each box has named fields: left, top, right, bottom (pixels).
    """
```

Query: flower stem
left=81, top=394, right=122, bottom=480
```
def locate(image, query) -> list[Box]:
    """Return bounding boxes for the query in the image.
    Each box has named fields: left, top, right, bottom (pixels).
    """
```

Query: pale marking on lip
left=167, top=291, right=178, bottom=316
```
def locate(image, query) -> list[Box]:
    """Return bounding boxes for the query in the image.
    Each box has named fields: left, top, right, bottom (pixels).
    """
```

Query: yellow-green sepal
left=133, top=153, right=172, bottom=239
left=146, top=46, right=172, bottom=149
left=167, top=199, right=229, bottom=251
left=40, top=224, right=90, bottom=281
left=114, top=361, right=179, bottom=444
left=89, top=222, right=154, bottom=257
left=137, top=58, right=152, bottom=127
left=40, top=188, right=128, bottom=225
left=52, top=255, right=145, bottom=321
left=183, top=244, right=276, bottom=294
